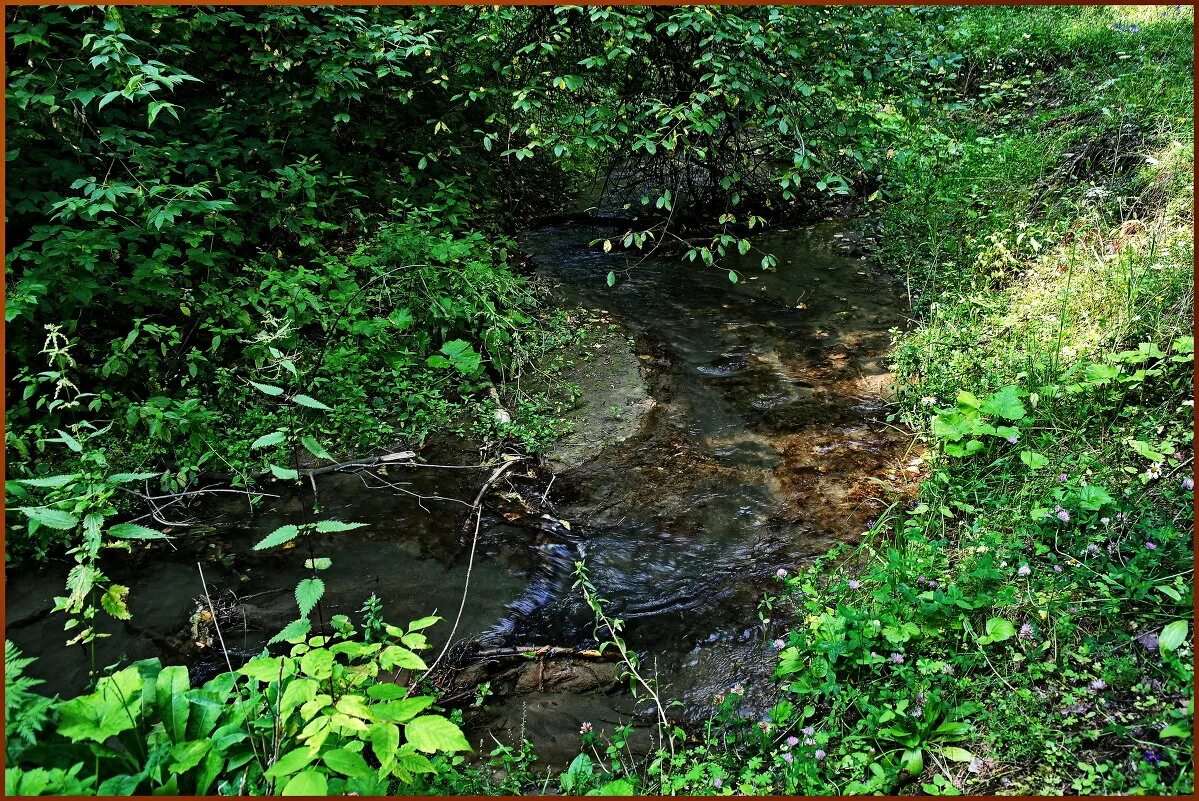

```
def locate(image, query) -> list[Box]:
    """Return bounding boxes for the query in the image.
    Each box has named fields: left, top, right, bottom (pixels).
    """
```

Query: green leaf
left=1159, top=620, right=1189, bottom=653
left=20, top=507, right=79, bottom=530
left=55, top=666, right=144, bottom=742
left=304, top=557, right=333, bottom=571
left=100, top=584, right=132, bottom=620
left=14, top=474, right=79, bottom=488
left=106, top=472, right=163, bottom=483
left=251, top=431, right=286, bottom=450
left=156, top=665, right=191, bottom=744
left=253, top=524, right=299, bottom=550
left=432, top=340, right=482, bottom=375
left=249, top=381, right=284, bottom=396
left=270, top=464, right=300, bottom=480
left=728, top=270, right=739, bottom=284
left=940, top=746, right=975, bottom=763
left=380, top=645, right=427, bottom=671
left=606, top=270, right=616, bottom=287
left=279, top=677, right=318, bottom=723
left=1159, top=723, right=1191, bottom=739
left=405, top=715, right=471, bottom=754
left=315, top=519, right=367, bottom=533
left=370, top=722, right=400, bottom=770
left=301, top=435, right=333, bottom=461
left=292, top=394, right=331, bottom=411
left=980, top=386, right=1026, bottom=420
left=269, top=618, right=313, bottom=645
left=372, top=696, right=435, bottom=724
left=168, top=739, right=211, bottom=774
left=587, top=779, right=636, bottom=795
left=1019, top=450, right=1048, bottom=470
left=265, top=747, right=316, bottom=780
left=281, top=769, right=326, bottom=796
left=1076, top=485, right=1114, bottom=511
left=108, top=522, right=169, bottom=540
left=982, top=617, right=1015, bottom=643
left=323, top=748, right=373, bottom=778
left=295, top=578, right=325, bottom=618
left=406, top=615, right=441, bottom=631
left=899, top=747, right=924, bottom=775
left=56, top=428, right=83, bottom=452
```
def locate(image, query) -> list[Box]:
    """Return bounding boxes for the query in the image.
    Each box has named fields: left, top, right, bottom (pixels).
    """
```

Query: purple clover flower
left=1019, top=622, right=1035, bottom=640
left=1018, top=564, right=1031, bottom=576
left=1145, top=541, right=1157, bottom=551
left=890, top=652, right=905, bottom=664
left=802, top=726, right=815, bottom=736
left=848, top=579, right=861, bottom=589
left=1182, top=477, right=1194, bottom=491
left=782, top=752, right=794, bottom=764
left=814, top=749, right=827, bottom=760
left=1089, top=678, right=1107, bottom=691
left=786, top=735, right=800, bottom=748
left=1057, top=508, right=1071, bottom=523
left=713, top=777, right=723, bottom=789
left=773, top=638, right=786, bottom=650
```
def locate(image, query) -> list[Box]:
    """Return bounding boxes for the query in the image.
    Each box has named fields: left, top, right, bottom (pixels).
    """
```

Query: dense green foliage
left=4, top=4, right=1193, bottom=798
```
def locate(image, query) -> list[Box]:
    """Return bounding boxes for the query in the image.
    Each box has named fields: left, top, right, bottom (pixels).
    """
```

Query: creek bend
left=6, top=219, right=913, bottom=767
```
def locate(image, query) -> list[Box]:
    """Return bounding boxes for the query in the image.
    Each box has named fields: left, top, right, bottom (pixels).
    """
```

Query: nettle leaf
left=250, top=381, right=284, bottom=396
left=100, top=584, right=132, bottom=620
left=20, top=507, right=79, bottom=530
left=253, top=524, right=299, bottom=550
left=371, top=696, right=435, bottom=724
left=980, top=386, right=1026, bottom=420
left=315, top=519, right=368, bottom=533
left=14, top=474, right=79, bottom=488
left=304, top=557, right=333, bottom=571
left=56, top=428, right=83, bottom=452
left=405, top=715, right=471, bottom=754
left=292, top=394, right=331, bottom=411
left=301, top=435, right=333, bottom=461
left=109, top=522, right=170, bottom=540
left=107, top=471, right=163, bottom=483
left=295, top=578, right=325, bottom=618
left=269, top=618, right=312, bottom=645
left=270, top=464, right=300, bottom=480
left=1159, top=620, right=1189, bottom=653
left=251, top=431, right=287, bottom=450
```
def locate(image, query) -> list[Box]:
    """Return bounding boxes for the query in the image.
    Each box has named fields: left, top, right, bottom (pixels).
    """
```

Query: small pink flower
left=776, top=568, right=788, bottom=578
left=773, top=638, right=786, bottom=649
left=890, top=652, right=904, bottom=664
left=786, top=736, right=800, bottom=747
left=814, top=749, right=827, bottom=760
left=1183, top=477, right=1194, bottom=491
left=580, top=721, right=593, bottom=734
left=1018, top=564, right=1031, bottom=576
left=1145, top=541, right=1157, bottom=550
left=1058, top=473, right=1068, bottom=483
left=801, top=726, right=815, bottom=736
left=782, top=752, right=794, bottom=764
left=712, top=777, right=723, bottom=789
left=847, top=579, right=861, bottom=589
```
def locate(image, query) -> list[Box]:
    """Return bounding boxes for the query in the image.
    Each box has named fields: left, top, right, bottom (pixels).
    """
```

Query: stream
left=5, top=218, right=913, bottom=768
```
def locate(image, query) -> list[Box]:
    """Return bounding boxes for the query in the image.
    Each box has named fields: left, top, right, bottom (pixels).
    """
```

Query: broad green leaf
left=587, top=779, right=636, bottom=795
left=380, top=645, right=427, bottom=671
left=980, top=386, right=1026, bottom=420
left=940, top=746, right=975, bottom=762
left=265, top=747, right=316, bottom=780
left=370, top=722, right=400, bottom=770
left=405, top=715, right=471, bottom=754
left=983, top=617, right=1015, bottom=643
left=406, top=615, right=441, bottom=631
left=56, top=428, right=83, bottom=452
left=253, top=524, right=299, bottom=550
left=279, top=678, right=319, bottom=723
left=304, top=557, right=332, bottom=571
left=295, top=578, right=325, bottom=618
left=372, top=696, right=435, bottom=724
left=55, top=666, right=144, bottom=742
left=168, top=739, right=211, bottom=774
left=1159, top=620, right=1189, bottom=653
left=1019, top=450, right=1048, bottom=470
left=270, top=464, right=299, bottom=480
left=156, top=666, right=191, bottom=743
left=281, top=769, right=327, bottom=796
left=606, top=271, right=616, bottom=287
left=323, top=748, right=373, bottom=778
left=100, top=584, right=132, bottom=620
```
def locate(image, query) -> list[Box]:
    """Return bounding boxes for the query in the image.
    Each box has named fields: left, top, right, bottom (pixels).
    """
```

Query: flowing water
left=5, top=218, right=912, bottom=767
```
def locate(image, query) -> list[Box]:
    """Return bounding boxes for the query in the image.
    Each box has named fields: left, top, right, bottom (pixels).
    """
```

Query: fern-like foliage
left=4, top=640, right=54, bottom=757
